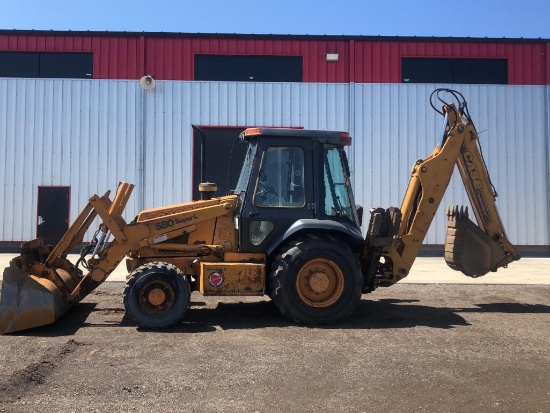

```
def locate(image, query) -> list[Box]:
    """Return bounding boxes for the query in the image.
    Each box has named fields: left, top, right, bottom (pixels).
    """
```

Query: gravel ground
left=1, top=283, right=549, bottom=413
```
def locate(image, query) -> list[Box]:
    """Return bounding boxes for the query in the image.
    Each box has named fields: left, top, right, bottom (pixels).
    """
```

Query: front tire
left=123, top=262, right=191, bottom=329
left=269, top=234, right=362, bottom=324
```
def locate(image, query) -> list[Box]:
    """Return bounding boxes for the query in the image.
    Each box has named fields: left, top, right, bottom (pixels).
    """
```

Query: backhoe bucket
left=0, top=243, right=80, bottom=334
left=444, top=206, right=511, bottom=277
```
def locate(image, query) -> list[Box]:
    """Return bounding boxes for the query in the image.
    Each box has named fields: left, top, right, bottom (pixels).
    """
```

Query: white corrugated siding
left=0, top=79, right=548, bottom=246
left=352, top=84, right=549, bottom=245
left=0, top=79, right=141, bottom=241
left=142, top=82, right=349, bottom=207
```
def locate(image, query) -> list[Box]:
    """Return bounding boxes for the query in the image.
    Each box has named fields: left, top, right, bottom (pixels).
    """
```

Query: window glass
left=0, top=53, right=39, bottom=77
left=39, top=52, right=93, bottom=79
left=255, top=147, right=304, bottom=207
left=0, top=52, right=93, bottom=79
left=324, top=145, right=357, bottom=224
left=249, top=220, right=275, bottom=245
left=195, top=55, right=303, bottom=82
left=234, top=142, right=257, bottom=194
left=402, top=58, right=508, bottom=84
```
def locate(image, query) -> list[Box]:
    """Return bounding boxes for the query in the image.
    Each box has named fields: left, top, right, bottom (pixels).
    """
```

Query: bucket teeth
left=446, top=205, right=469, bottom=219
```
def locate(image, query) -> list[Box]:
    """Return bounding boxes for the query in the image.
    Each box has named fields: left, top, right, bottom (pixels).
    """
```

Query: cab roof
left=240, top=127, right=352, bottom=146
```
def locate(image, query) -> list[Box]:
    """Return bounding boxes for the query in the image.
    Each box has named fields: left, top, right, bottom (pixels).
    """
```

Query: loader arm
left=0, top=182, right=237, bottom=334
left=364, top=90, right=519, bottom=287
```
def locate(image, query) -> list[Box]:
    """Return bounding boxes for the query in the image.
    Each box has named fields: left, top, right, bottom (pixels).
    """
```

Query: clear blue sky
left=1, top=0, right=549, bottom=39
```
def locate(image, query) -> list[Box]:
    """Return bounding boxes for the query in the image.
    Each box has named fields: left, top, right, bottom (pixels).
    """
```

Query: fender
left=266, top=219, right=364, bottom=256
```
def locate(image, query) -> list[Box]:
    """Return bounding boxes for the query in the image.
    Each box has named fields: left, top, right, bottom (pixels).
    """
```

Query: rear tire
left=123, top=262, right=190, bottom=329
left=269, top=234, right=362, bottom=324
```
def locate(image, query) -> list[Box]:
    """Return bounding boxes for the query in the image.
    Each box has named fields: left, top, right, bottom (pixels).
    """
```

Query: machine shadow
left=13, top=303, right=98, bottom=337
left=139, top=298, right=472, bottom=332
left=168, top=299, right=550, bottom=332
left=461, top=302, right=550, bottom=314
left=12, top=299, right=550, bottom=336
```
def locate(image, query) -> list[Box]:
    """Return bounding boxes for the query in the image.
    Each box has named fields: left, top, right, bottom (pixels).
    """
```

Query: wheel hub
left=147, top=288, right=166, bottom=306
left=308, top=269, right=330, bottom=293
left=296, top=259, right=344, bottom=307
left=139, top=280, right=175, bottom=314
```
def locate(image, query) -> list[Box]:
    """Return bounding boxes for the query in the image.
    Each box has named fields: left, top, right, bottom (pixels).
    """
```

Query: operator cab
left=233, top=128, right=363, bottom=253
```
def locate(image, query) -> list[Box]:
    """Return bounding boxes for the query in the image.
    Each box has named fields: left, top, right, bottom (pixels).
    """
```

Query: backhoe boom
left=364, top=89, right=520, bottom=287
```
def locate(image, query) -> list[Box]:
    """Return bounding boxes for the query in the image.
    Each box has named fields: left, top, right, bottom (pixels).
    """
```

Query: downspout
left=546, top=43, right=550, bottom=248
left=348, top=39, right=356, bottom=189
left=137, top=35, right=147, bottom=211
left=138, top=87, right=146, bottom=211
left=546, top=84, right=550, bottom=247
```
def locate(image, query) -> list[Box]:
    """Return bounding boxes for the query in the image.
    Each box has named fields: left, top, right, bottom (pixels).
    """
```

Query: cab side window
left=323, top=145, right=356, bottom=223
left=254, top=147, right=305, bottom=207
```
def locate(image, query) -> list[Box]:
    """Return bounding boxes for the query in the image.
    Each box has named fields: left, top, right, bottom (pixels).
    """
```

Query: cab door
left=239, top=137, right=315, bottom=252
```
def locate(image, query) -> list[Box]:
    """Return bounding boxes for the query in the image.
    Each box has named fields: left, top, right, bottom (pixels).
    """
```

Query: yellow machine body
left=199, top=262, right=265, bottom=296
left=0, top=184, right=242, bottom=333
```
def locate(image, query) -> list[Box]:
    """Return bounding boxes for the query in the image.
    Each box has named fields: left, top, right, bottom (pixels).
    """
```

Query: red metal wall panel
left=353, top=40, right=547, bottom=84
left=0, top=32, right=547, bottom=84
left=0, top=34, right=140, bottom=79
left=143, top=37, right=351, bottom=82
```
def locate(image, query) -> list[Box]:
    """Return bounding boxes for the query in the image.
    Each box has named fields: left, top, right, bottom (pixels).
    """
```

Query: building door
left=37, top=186, right=70, bottom=246
left=193, top=128, right=248, bottom=200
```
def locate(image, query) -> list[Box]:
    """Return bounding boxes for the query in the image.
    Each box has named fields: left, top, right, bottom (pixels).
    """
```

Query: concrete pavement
left=0, top=253, right=547, bottom=284
left=402, top=256, right=548, bottom=284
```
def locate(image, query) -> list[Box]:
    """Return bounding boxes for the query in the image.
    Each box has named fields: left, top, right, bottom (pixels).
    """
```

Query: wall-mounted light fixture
left=139, top=75, right=156, bottom=90
left=325, top=53, right=339, bottom=62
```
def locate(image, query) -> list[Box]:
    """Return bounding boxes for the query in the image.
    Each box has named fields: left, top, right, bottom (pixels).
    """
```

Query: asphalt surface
left=1, top=254, right=548, bottom=284
left=0, top=255, right=549, bottom=412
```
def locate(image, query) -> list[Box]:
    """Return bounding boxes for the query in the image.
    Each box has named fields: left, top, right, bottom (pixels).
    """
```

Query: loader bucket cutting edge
left=0, top=262, right=68, bottom=334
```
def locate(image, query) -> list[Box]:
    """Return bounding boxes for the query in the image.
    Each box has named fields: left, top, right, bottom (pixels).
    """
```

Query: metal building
left=0, top=31, right=548, bottom=255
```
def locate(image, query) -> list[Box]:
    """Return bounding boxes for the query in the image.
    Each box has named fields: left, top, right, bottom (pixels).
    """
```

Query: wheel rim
left=296, top=258, right=344, bottom=307
left=138, top=280, right=175, bottom=314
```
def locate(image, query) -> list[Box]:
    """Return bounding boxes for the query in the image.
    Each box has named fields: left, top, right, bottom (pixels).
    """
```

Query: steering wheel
left=257, top=182, right=278, bottom=203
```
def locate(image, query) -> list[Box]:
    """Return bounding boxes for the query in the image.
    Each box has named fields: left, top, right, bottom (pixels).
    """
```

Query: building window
left=0, top=52, right=93, bottom=79
left=402, top=58, right=508, bottom=84
left=194, top=55, right=303, bottom=82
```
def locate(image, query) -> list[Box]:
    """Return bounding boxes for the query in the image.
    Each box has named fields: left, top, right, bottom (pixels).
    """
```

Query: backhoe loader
left=0, top=89, right=520, bottom=333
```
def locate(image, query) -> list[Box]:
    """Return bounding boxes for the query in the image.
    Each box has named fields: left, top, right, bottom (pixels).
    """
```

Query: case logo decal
left=208, top=272, right=225, bottom=288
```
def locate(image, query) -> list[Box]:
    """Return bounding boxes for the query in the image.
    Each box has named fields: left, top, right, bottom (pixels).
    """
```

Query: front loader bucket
left=0, top=260, right=69, bottom=334
left=0, top=239, right=82, bottom=334
left=0, top=183, right=135, bottom=334
left=444, top=206, right=513, bottom=277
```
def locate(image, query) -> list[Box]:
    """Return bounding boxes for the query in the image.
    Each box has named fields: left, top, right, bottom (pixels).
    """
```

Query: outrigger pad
left=0, top=261, right=57, bottom=334
left=444, top=206, right=507, bottom=277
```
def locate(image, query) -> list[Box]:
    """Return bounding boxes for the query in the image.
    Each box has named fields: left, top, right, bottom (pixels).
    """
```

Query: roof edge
left=0, top=29, right=547, bottom=43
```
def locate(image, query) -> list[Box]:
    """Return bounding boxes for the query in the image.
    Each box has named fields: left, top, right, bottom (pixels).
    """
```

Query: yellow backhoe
left=0, top=89, right=520, bottom=333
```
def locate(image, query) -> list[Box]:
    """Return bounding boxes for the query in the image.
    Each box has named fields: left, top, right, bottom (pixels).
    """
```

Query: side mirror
left=356, top=204, right=364, bottom=227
